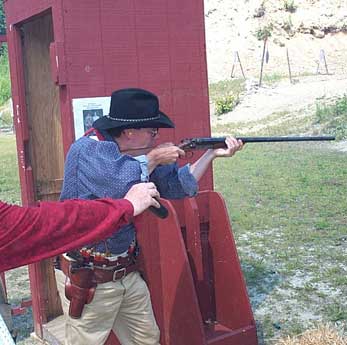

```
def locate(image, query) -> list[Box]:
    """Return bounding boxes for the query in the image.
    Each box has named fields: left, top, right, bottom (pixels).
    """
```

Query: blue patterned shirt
left=60, top=136, right=198, bottom=254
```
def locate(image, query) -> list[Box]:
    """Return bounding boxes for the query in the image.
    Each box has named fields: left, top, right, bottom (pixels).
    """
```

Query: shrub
left=209, top=79, right=245, bottom=103
left=284, top=0, right=297, bottom=13
left=215, top=94, right=239, bottom=115
left=255, top=24, right=273, bottom=41
left=0, top=107, right=12, bottom=128
left=282, top=16, right=293, bottom=33
left=253, top=2, right=266, bottom=18
left=0, top=48, right=11, bottom=106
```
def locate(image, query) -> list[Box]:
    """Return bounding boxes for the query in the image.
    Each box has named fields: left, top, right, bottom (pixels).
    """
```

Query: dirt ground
left=210, top=73, right=347, bottom=153
left=8, top=73, right=347, bottom=345
left=211, top=74, right=347, bottom=125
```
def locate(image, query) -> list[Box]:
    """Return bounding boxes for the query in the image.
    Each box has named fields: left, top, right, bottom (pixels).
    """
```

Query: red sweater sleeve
left=0, top=199, right=133, bottom=272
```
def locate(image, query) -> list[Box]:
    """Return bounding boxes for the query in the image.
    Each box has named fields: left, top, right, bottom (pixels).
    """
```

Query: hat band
left=105, top=115, right=161, bottom=122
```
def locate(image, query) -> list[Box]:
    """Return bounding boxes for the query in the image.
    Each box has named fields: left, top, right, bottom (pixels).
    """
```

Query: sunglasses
left=133, top=128, right=159, bottom=137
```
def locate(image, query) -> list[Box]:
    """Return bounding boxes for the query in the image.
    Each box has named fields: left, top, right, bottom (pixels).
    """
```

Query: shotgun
left=179, top=136, right=335, bottom=150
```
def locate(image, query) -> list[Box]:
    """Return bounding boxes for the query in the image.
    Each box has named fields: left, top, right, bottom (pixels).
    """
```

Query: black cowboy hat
left=92, top=88, right=175, bottom=130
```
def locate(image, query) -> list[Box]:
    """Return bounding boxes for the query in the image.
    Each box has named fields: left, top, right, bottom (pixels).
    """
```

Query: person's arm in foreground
left=0, top=183, right=160, bottom=272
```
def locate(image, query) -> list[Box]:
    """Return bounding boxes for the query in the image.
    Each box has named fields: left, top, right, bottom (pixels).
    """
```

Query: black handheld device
left=149, top=199, right=169, bottom=219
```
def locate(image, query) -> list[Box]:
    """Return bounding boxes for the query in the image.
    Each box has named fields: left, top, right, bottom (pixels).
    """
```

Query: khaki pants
left=55, top=269, right=160, bottom=345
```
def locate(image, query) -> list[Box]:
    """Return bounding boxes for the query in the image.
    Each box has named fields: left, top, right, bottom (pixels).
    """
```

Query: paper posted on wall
left=72, top=97, right=110, bottom=139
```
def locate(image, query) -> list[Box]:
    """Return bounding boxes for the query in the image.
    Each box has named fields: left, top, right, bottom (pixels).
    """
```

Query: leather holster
left=64, top=266, right=97, bottom=319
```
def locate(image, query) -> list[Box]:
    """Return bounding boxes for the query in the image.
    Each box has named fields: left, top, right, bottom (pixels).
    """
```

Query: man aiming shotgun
left=56, top=88, right=243, bottom=345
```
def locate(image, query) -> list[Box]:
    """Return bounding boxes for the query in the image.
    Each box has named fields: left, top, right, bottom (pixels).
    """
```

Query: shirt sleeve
left=150, top=163, right=198, bottom=199
left=0, top=199, right=133, bottom=272
left=69, top=139, right=142, bottom=199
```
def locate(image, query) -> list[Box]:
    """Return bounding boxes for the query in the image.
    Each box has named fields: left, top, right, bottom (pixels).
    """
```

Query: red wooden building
left=4, top=1, right=258, bottom=344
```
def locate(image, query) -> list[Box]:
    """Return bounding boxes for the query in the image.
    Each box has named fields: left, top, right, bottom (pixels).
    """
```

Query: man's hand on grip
left=147, top=144, right=185, bottom=172
left=124, top=183, right=160, bottom=216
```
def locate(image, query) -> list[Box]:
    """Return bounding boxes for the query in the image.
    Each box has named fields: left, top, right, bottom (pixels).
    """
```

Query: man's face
left=124, top=128, right=159, bottom=150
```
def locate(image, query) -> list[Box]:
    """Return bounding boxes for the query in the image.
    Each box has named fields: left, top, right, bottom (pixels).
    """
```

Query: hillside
left=204, top=0, right=347, bottom=82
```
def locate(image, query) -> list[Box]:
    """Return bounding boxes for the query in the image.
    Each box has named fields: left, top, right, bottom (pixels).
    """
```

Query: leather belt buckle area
left=113, top=267, right=126, bottom=281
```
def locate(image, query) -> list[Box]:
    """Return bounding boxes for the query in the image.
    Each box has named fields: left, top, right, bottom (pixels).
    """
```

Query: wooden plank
left=21, top=12, right=64, bottom=327
left=36, top=179, right=63, bottom=199
left=22, top=14, right=64, bottom=197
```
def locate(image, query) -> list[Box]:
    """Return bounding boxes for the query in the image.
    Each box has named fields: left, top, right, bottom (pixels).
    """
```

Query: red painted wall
left=3, top=3, right=247, bottom=344
left=5, top=0, right=212, bottom=189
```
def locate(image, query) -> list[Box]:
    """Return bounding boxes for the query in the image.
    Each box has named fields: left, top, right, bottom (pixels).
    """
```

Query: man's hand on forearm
left=213, top=136, right=243, bottom=157
left=189, top=137, right=243, bottom=181
left=124, top=183, right=160, bottom=216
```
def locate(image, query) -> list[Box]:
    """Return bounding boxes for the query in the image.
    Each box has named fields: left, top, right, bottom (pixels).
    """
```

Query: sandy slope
left=204, top=0, right=347, bottom=82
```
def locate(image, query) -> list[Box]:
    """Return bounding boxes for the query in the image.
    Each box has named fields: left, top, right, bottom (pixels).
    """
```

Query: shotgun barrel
left=179, top=136, right=335, bottom=150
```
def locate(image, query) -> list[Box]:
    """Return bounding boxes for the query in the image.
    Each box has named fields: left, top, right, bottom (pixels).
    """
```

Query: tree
left=0, top=0, right=6, bottom=35
left=0, top=0, right=10, bottom=108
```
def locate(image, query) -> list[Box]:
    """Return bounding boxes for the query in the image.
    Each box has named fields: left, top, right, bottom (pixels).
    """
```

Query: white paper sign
left=72, top=97, right=110, bottom=139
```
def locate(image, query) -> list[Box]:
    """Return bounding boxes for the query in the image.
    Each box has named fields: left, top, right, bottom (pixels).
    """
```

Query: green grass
left=213, top=108, right=321, bottom=137
left=209, top=78, right=245, bottom=103
left=262, top=73, right=284, bottom=85
left=314, top=95, right=347, bottom=140
left=1, top=133, right=346, bottom=343
left=0, top=134, right=20, bottom=203
left=284, top=0, right=297, bottom=13
left=214, top=143, right=347, bottom=341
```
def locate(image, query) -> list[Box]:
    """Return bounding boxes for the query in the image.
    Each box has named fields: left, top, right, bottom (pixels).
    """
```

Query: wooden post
left=259, top=39, right=267, bottom=87
left=230, top=51, right=236, bottom=78
left=322, top=50, right=329, bottom=75
left=316, top=49, right=329, bottom=75
left=231, top=51, right=246, bottom=80
left=237, top=52, right=246, bottom=79
left=286, top=48, right=293, bottom=84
